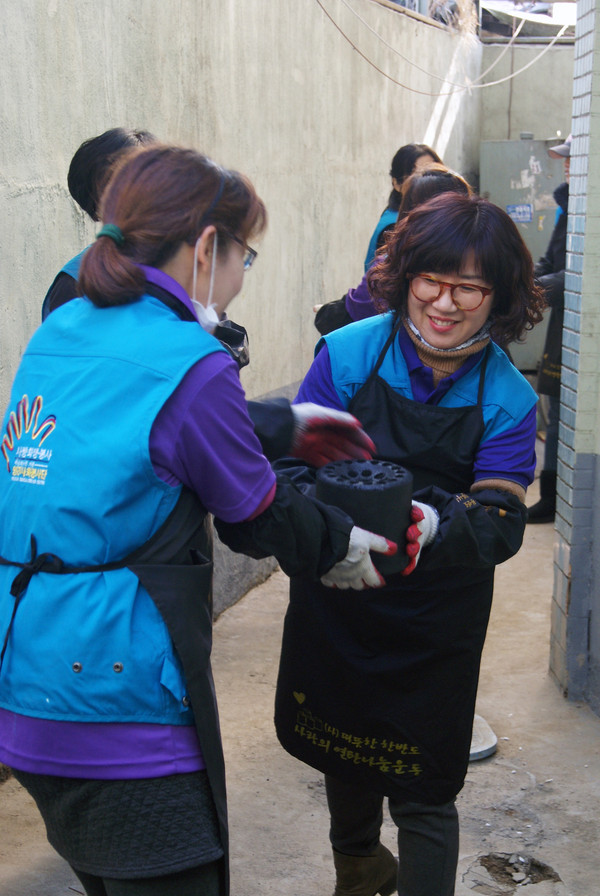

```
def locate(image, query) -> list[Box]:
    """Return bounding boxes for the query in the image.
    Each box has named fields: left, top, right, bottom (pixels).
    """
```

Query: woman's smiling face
left=406, top=251, right=494, bottom=348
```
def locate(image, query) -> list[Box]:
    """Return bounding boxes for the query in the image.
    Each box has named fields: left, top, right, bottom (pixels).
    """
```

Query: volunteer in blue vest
left=273, top=193, right=545, bottom=896
left=42, top=127, right=356, bottom=463
left=363, top=143, right=441, bottom=272
left=0, top=145, right=399, bottom=896
left=315, top=144, right=442, bottom=335
left=42, top=127, right=156, bottom=320
left=42, top=127, right=252, bottom=378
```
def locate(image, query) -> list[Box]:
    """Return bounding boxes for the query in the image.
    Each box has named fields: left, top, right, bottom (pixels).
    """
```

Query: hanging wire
left=475, top=23, right=568, bottom=87
left=476, top=19, right=525, bottom=82
left=315, top=0, right=569, bottom=97
left=337, top=0, right=526, bottom=86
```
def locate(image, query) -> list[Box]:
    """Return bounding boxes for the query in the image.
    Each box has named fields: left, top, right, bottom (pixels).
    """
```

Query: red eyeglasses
left=407, top=274, right=493, bottom=311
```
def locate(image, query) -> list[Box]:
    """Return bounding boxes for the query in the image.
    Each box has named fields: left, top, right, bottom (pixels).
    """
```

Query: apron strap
left=145, top=282, right=249, bottom=370
left=0, top=489, right=208, bottom=673
left=476, top=344, right=490, bottom=407
left=367, top=314, right=404, bottom=383
left=144, top=282, right=197, bottom=322
left=0, top=489, right=206, bottom=580
left=366, top=317, right=491, bottom=410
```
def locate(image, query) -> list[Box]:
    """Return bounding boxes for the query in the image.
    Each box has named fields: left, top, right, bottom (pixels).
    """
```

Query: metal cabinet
left=479, top=139, right=565, bottom=372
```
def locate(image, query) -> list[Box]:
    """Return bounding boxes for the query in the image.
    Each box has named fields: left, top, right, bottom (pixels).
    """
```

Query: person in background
left=0, top=144, right=399, bottom=896
left=314, top=144, right=442, bottom=336
left=314, top=164, right=470, bottom=335
left=364, top=142, right=441, bottom=272
left=42, top=127, right=156, bottom=320
left=273, top=193, right=545, bottom=896
left=527, top=134, right=571, bottom=524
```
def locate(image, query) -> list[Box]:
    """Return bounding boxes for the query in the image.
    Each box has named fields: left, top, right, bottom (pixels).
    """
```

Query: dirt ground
left=1, top=475, right=599, bottom=895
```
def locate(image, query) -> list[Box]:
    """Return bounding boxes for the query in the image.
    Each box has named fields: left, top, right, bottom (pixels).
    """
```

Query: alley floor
left=1, top=476, right=599, bottom=895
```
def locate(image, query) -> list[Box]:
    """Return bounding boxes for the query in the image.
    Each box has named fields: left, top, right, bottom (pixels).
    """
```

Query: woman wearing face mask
left=0, top=145, right=396, bottom=896
left=274, top=193, right=545, bottom=896
left=43, top=129, right=363, bottom=468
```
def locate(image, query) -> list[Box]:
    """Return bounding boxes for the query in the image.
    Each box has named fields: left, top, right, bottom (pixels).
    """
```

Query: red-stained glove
left=291, top=403, right=375, bottom=467
left=320, top=526, right=397, bottom=590
left=402, top=501, right=439, bottom=576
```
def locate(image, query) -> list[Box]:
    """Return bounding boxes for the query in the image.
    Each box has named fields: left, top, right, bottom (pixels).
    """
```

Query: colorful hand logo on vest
left=1, top=394, right=56, bottom=475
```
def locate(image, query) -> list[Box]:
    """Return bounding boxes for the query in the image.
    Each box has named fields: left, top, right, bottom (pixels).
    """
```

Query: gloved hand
left=320, top=526, right=397, bottom=590
left=291, top=403, right=375, bottom=467
left=402, top=501, right=439, bottom=576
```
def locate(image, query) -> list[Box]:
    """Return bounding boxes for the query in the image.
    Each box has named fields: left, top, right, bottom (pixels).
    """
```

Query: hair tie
left=96, top=224, right=125, bottom=247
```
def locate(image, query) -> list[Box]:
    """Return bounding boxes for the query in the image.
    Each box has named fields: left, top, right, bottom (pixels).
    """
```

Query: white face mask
left=191, top=231, right=220, bottom=332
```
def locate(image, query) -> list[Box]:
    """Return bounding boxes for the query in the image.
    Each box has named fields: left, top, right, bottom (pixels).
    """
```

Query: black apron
left=0, top=489, right=230, bottom=894
left=275, top=319, right=494, bottom=806
left=1, top=280, right=236, bottom=893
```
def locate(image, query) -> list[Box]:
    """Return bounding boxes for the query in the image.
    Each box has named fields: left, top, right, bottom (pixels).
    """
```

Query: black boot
left=527, top=470, right=557, bottom=524
left=332, top=843, right=398, bottom=896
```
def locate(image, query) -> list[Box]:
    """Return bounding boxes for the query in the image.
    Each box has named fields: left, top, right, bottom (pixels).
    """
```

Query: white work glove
left=320, top=526, right=397, bottom=590
left=402, top=501, right=439, bottom=576
left=291, top=403, right=375, bottom=468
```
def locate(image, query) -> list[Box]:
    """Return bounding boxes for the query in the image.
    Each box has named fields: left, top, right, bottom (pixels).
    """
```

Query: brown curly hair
left=368, top=192, right=545, bottom=345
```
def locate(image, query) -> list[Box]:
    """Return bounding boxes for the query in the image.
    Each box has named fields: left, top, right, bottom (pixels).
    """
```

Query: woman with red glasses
left=274, top=192, right=545, bottom=896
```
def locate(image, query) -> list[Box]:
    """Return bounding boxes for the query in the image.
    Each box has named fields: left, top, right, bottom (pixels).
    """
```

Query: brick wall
left=550, top=0, right=600, bottom=713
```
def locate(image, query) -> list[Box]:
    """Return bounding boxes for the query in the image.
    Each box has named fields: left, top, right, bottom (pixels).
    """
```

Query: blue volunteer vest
left=321, top=314, right=537, bottom=444
left=41, top=249, right=89, bottom=321
left=364, top=208, right=398, bottom=272
left=61, top=247, right=88, bottom=280
left=0, top=293, right=226, bottom=725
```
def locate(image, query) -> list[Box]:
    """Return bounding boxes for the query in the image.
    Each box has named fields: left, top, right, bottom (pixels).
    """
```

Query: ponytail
left=79, top=232, right=146, bottom=307
left=78, top=144, right=267, bottom=307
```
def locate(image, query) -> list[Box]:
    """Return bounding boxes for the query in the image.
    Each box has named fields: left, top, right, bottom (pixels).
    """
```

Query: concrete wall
left=1, top=0, right=482, bottom=410
left=480, top=41, right=574, bottom=146
left=0, top=0, right=482, bottom=612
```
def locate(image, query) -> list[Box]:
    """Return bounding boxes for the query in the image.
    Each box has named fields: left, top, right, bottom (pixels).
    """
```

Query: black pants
left=325, top=776, right=459, bottom=896
left=72, top=861, right=221, bottom=896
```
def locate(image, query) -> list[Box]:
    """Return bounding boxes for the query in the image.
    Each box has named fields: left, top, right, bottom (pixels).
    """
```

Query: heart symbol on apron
left=293, top=691, right=306, bottom=704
